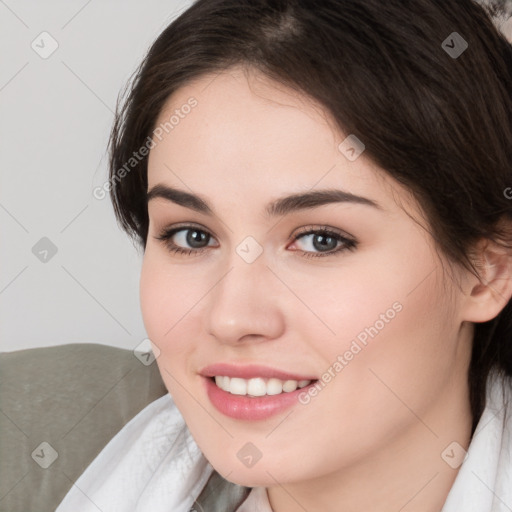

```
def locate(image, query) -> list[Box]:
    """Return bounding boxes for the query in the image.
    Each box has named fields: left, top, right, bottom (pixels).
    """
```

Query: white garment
left=56, top=372, right=512, bottom=512
left=441, top=371, right=512, bottom=511
left=237, top=486, right=272, bottom=511
left=56, top=394, right=214, bottom=512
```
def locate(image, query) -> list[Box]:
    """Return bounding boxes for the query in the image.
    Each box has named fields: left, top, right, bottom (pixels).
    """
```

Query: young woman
left=57, top=0, right=512, bottom=510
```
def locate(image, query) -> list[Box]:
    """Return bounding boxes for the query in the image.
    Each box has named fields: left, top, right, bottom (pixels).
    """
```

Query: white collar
left=441, top=371, right=512, bottom=511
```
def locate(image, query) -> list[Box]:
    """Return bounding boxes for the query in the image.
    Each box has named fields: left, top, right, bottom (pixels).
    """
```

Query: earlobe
left=463, top=240, right=512, bottom=323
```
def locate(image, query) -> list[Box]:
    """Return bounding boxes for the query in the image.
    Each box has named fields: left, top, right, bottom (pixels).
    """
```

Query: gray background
left=1, top=0, right=193, bottom=352
left=1, top=1, right=511, bottom=353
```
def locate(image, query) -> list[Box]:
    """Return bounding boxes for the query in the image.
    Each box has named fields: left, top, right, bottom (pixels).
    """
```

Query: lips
left=200, top=363, right=318, bottom=420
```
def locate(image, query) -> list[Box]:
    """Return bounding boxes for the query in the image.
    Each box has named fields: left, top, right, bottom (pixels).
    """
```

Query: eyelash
left=155, top=224, right=358, bottom=259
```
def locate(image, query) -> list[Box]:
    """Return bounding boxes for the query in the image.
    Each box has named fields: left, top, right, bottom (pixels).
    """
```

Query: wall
left=0, top=0, right=193, bottom=352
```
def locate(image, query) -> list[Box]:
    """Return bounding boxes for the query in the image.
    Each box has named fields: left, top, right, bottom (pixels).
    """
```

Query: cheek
left=315, top=261, right=458, bottom=436
left=293, top=237, right=457, bottom=411
left=139, top=250, right=198, bottom=363
left=279, top=236, right=440, bottom=359
left=139, top=253, right=171, bottom=343
left=139, top=252, right=200, bottom=416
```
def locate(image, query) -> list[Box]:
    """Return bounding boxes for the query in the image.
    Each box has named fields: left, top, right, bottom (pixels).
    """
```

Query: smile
left=213, top=376, right=312, bottom=396
left=204, top=376, right=318, bottom=420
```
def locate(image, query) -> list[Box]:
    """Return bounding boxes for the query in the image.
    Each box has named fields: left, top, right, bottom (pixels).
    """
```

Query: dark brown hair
left=108, top=0, right=512, bottom=433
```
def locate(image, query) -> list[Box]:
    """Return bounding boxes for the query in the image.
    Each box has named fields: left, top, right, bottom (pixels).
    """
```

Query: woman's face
left=141, top=67, right=473, bottom=487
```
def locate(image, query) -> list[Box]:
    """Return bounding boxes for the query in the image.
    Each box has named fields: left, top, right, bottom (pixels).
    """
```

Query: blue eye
left=292, top=229, right=357, bottom=257
left=155, top=225, right=357, bottom=258
left=155, top=226, right=217, bottom=256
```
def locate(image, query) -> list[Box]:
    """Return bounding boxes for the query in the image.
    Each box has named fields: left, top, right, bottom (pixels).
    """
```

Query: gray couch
left=0, top=343, right=250, bottom=511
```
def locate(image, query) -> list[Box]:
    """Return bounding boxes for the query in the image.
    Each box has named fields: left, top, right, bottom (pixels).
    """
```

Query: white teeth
left=266, top=378, right=283, bottom=395
left=229, top=377, right=247, bottom=395
left=282, top=380, right=298, bottom=392
left=213, top=376, right=313, bottom=396
left=247, top=377, right=267, bottom=397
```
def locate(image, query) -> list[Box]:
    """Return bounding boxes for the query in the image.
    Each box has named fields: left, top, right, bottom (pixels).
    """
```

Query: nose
left=204, top=256, right=286, bottom=346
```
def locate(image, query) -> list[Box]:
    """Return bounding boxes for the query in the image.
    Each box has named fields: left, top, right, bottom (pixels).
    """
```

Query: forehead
left=150, top=66, right=339, bottom=165
left=146, top=66, right=418, bottom=219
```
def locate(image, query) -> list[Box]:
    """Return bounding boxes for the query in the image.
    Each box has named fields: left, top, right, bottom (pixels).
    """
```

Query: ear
left=462, top=238, right=512, bottom=323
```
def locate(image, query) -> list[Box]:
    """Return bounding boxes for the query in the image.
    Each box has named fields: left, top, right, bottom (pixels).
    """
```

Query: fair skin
left=140, top=66, right=512, bottom=512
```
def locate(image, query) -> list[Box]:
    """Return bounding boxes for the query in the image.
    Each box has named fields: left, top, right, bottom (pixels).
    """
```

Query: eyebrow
left=146, top=183, right=382, bottom=217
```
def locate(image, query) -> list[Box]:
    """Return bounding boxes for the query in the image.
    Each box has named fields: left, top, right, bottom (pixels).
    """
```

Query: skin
left=140, top=65, right=512, bottom=512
